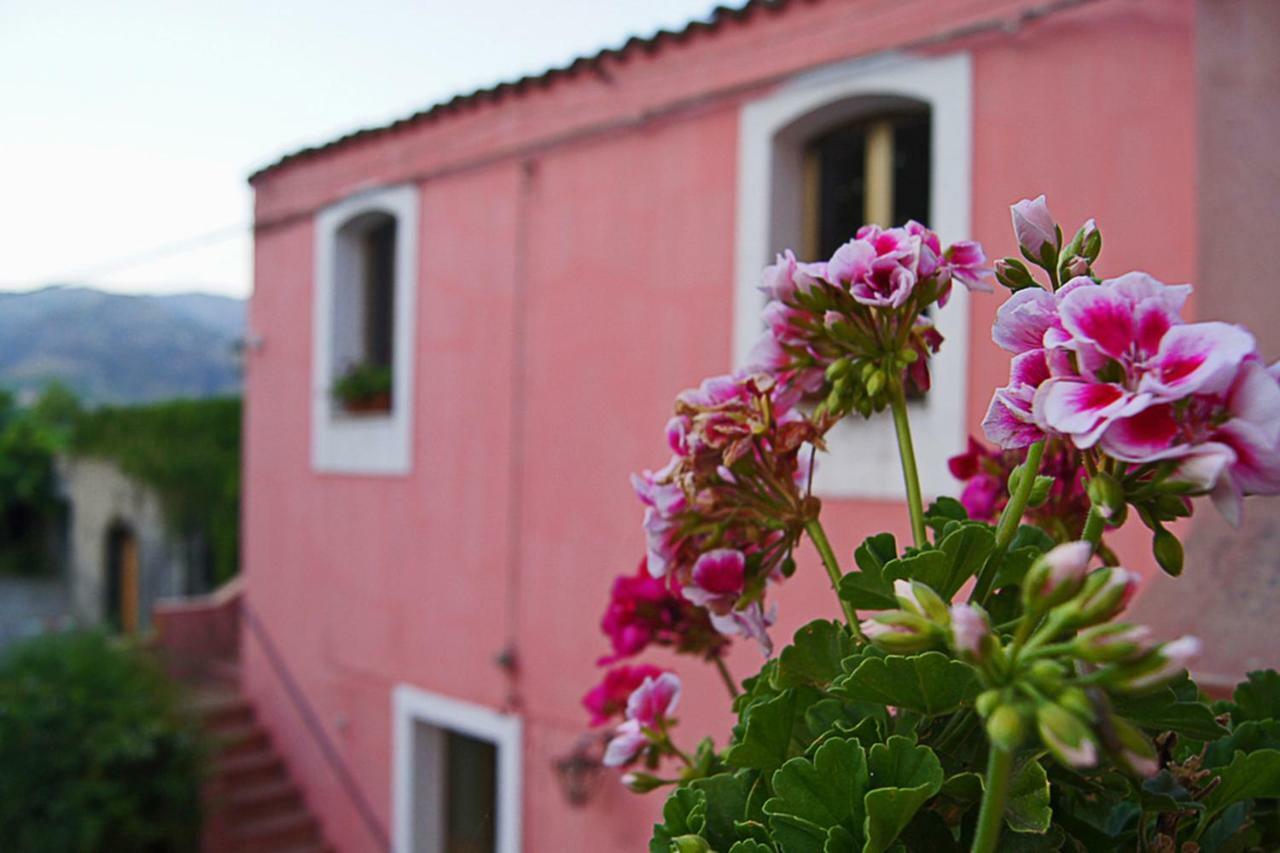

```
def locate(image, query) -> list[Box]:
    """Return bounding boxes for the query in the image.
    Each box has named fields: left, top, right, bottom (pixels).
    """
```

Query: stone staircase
left=152, top=583, right=333, bottom=853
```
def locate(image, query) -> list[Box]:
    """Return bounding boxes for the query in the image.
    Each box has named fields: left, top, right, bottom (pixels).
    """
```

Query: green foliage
left=0, top=631, right=206, bottom=851
left=0, top=383, right=80, bottom=575
left=73, top=397, right=241, bottom=582
left=331, top=361, right=392, bottom=406
left=647, top=525, right=1280, bottom=852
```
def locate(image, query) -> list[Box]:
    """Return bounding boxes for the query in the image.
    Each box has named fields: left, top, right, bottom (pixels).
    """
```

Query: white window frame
left=392, top=684, right=522, bottom=853
left=311, top=184, right=418, bottom=475
left=733, top=51, right=973, bottom=499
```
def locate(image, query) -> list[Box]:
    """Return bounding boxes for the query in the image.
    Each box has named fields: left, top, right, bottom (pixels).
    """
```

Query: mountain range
left=0, top=286, right=246, bottom=404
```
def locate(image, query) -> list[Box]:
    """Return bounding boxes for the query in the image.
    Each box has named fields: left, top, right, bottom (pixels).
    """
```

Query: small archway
left=104, top=521, right=140, bottom=633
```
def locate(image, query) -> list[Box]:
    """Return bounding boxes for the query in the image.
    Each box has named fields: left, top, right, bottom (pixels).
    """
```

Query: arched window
left=312, top=184, right=418, bottom=475
left=734, top=53, right=973, bottom=500
left=331, top=211, right=398, bottom=414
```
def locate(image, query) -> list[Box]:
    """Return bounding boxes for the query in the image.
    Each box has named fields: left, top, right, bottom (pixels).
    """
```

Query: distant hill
left=0, top=286, right=245, bottom=404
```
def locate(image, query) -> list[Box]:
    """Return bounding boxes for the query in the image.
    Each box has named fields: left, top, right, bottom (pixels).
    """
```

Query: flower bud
left=1062, top=567, right=1139, bottom=628
left=894, top=579, right=949, bottom=624
left=1022, top=541, right=1092, bottom=610
left=1108, top=715, right=1159, bottom=778
left=949, top=603, right=993, bottom=661
left=1036, top=702, right=1098, bottom=768
left=825, top=357, right=853, bottom=382
left=1108, top=635, right=1202, bottom=693
left=1152, top=528, right=1184, bottom=577
left=670, top=836, right=712, bottom=853
left=1055, top=687, right=1096, bottom=723
left=994, top=257, right=1038, bottom=291
left=986, top=704, right=1027, bottom=752
left=1072, top=623, right=1153, bottom=663
left=859, top=610, right=944, bottom=653
left=1027, top=474, right=1053, bottom=507
left=1027, top=659, right=1067, bottom=692
left=976, top=688, right=1001, bottom=718
left=1086, top=473, right=1126, bottom=521
left=1011, top=195, right=1059, bottom=265
left=1063, top=255, right=1091, bottom=278
left=621, top=771, right=668, bottom=793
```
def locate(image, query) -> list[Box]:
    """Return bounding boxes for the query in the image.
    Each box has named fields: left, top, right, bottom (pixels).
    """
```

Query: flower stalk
left=972, top=440, right=1046, bottom=604
left=888, top=379, right=928, bottom=548
left=805, top=518, right=863, bottom=638
left=971, top=744, right=1015, bottom=853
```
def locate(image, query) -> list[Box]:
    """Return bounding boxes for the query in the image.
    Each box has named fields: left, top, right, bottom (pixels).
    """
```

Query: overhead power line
left=16, top=223, right=249, bottom=286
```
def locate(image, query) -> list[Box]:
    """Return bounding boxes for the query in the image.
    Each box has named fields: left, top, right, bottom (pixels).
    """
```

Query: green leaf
left=1111, top=689, right=1228, bottom=741
left=775, top=621, right=856, bottom=690
left=1008, top=524, right=1055, bottom=553
left=1139, top=770, right=1203, bottom=814
left=932, top=524, right=996, bottom=600
left=691, top=771, right=755, bottom=850
left=650, top=787, right=708, bottom=853
left=1204, top=719, right=1280, bottom=768
left=1200, top=749, right=1280, bottom=823
left=763, top=737, right=869, bottom=853
left=728, top=841, right=776, bottom=853
left=939, top=772, right=983, bottom=807
left=924, top=498, right=968, bottom=540
left=840, top=534, right=901, bottom=611
left=1231, top=669, right=1280, bottom=724
left=1005, top=758, right=1051, bottom=834
left=833, top=653, right=980, bottom=716
left=727, top=688, right=822, bottom=777
left=863, top=736, right=944, bottom=853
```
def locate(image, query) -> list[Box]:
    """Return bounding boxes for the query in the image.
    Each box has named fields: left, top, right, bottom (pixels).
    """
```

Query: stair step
left=217, top=751, right=285, bottom=788
left=229, top=810, right=321, bottom=852
left=213, top=723, right=271, bottom=758
left=205, top=658, right=242, bottom=686
left=223, top=780, right=304, bottom=823
left=190, top=691, right=255, bottom=729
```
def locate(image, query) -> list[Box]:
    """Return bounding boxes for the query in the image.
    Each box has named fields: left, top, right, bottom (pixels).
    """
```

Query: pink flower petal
left=993, top=287, right=1057, bottom=354
left=1058, top=285, right=1137, bottom=360
left=1140, top=322, right=1257, bottom=400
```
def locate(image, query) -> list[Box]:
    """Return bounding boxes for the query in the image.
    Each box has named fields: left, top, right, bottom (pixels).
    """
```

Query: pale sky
left=1, top=0, right=732, bottom=298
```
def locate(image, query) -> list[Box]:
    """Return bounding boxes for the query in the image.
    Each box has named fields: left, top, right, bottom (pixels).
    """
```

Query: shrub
left=0, top=631, right=205, bottom=852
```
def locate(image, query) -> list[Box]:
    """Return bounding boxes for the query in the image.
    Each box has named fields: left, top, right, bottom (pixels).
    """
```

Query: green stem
left=888, top=381, right=928, bottom=548
left=972, top=440, right=1046, bottom=605
left=805, top=518, right=863, bottom=639
left=972, top=745, right=1015, bottom=853
left=713, top=656, right=739, bottom=699
left=1081, top=505, right=1105, bottom=549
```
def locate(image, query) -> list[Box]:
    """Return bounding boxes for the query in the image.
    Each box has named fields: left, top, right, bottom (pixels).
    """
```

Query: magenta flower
left=709, top=600, right=776, bottom=657
left=1011, top=195, right=1058, bottom=259
left=828, top=225, right=921, bottom=309
left=583, top=664, right=668, bottom=726
left=682, top=549, right=746, bottom=614
left=596, top=560, right=728, bottom=665
left=602, top=673, right=682, bottom=768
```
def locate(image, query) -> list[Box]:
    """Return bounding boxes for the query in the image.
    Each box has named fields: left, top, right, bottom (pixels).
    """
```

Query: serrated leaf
left=833, top=653, right=980, bottom=716
left=1111, top=689, right=1227, bottom=741
left=933, top=524, right=996, bottom=599
left=1139, top=770, right=1203, bottom=814
left=1005, top=758, right=1051, bottom=834
left=727, top=688, right=822, bottom=776
left=729, top=841, right=776, bottom=853
left=650, top=787, right=707, bottom=853
left=763, top=737, right=869, bottom=853
left=840, top=535, right=902, bottom=610
left=1231, top=669, right=1280, bottom=724
left=1200, top=749, right=1280, bottom=824
left=1204, top=719, right=1280, bottom=768
left=990, top=546, right=1040, bottom=590
left=939, top=772, right=983, bottom=806
left=775, top=620, right=856, bottom=690
left=863, top=736, right=943, bottom=853
left=691, top=771, right=755, bottom=850
left=824, top=825, right=859, bottom=853
left=1008, top=524, right=1055, bottom=553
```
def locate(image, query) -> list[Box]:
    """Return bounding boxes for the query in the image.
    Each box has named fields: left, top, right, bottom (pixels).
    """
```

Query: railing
left=241, top=600, right=392, bottom=852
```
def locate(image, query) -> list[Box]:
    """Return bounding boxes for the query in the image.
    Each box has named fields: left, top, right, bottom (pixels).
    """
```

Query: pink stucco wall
left=243, top=1, right=1196, bottom=850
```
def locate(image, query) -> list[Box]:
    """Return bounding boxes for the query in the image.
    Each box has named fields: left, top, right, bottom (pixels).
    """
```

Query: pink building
left=240, top=1, right=1279, bottom=850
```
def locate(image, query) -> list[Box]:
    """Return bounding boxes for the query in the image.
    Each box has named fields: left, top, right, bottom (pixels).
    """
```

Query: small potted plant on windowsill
left=332, top=362, right=393, bottom=414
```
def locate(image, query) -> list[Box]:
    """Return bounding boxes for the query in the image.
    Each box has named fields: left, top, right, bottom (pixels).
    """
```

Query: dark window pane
left=892, top=113, right=931, bottom=226
left=811, top=123, right=867, bottom=259
left=445, top=730, right=497, bottom=853
left=363, top=218, right=396, bottom=370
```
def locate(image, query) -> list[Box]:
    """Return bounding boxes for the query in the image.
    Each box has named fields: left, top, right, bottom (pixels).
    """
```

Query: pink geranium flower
left=602, top=673, right=682, bottom=768
left=582, top=664, right=668, bottom=726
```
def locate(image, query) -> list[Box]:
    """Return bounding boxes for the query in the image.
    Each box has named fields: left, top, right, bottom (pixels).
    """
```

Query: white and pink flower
left=602, top=673, right=682, bottom=768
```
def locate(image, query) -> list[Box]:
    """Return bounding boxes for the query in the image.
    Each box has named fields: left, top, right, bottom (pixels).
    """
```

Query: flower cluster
left=862, top=542, right=1199, bottom=775
left=746, top=222, right=991, bottom=416
left=582, top=663, right=668, bottom=726
left=632, top=372, right=822, bottom=656
left=948, top=436, right=1089, bottom=539
left=595, top=559, right=728, bottom=666
left=984, top=196, right=1280, bottom=526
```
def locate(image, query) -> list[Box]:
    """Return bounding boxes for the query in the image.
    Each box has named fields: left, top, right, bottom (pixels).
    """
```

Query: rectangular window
left=393, top=685, right=521, bottom=853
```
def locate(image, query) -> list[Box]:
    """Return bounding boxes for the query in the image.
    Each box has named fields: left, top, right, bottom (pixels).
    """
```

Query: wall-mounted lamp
left=553, top=733, right=605, bottom=808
